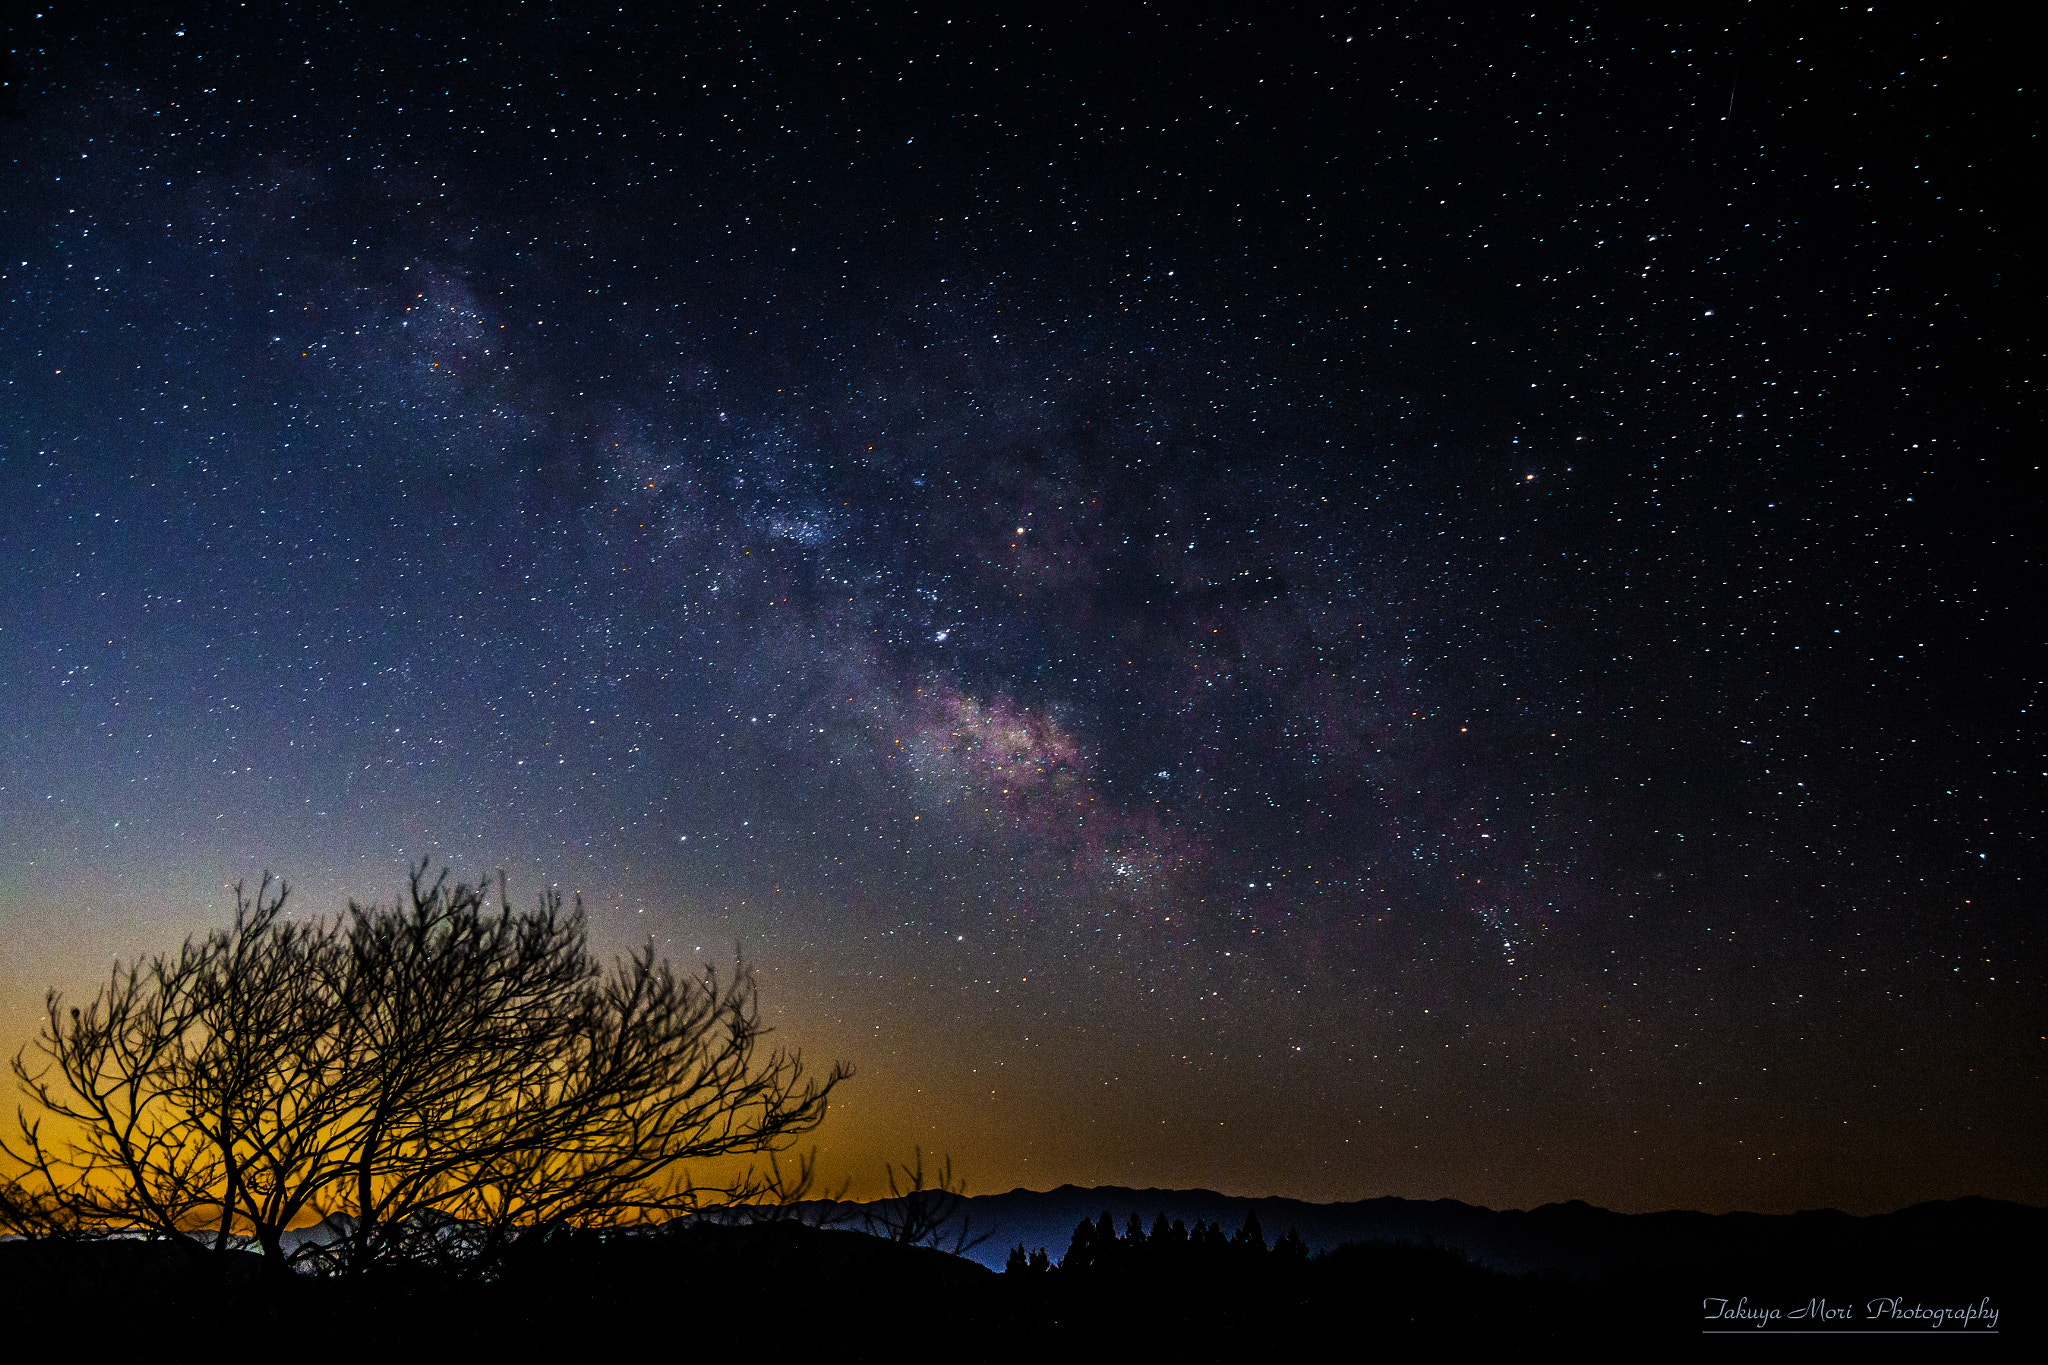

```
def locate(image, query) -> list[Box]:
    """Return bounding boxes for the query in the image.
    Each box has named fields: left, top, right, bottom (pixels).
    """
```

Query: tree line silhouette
left=1007, top=1208, right=1309, bottom=1276
left=983, top=1204, right=1572, bottom=1353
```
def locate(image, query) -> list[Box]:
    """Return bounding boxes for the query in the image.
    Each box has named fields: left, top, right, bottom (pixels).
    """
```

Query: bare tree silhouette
left=3, top=862, right=849, bottom=1275
left=860, top=1148, right=987, bottom=1256
left=716, top=1145, right=853, bottom=1227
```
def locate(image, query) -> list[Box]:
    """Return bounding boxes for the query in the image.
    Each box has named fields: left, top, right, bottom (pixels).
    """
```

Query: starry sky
left=0, top=3, right=2037, bottom=1216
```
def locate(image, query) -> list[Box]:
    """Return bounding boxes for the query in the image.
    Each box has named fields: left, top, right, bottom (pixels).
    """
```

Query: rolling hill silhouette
left=4, top=1190, right=2033, bottom=1352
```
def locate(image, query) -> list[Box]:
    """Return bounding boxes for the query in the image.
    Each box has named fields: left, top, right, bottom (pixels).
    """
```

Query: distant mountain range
left=7, top=1190, right=2035, bottom=1349
left=845, top=1185, right=2045, bottom=1278
left=30, top=1186, right=2041, bottom=1287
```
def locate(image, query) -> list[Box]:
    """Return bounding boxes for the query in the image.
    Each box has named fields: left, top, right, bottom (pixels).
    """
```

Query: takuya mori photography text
left=1702, top=1296, right=2001, bottom=1333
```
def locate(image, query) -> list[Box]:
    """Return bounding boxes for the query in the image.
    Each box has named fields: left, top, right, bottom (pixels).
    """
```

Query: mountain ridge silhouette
left=851, top=1183, right=2044, bottom=1278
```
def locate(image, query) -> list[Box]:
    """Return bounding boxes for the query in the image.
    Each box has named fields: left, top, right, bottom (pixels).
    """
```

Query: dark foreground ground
left=4, top=1203, right=2036, bottom=1356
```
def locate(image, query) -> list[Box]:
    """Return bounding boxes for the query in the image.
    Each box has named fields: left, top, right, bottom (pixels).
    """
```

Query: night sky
left=1, top=4, right=2037, bottom=1217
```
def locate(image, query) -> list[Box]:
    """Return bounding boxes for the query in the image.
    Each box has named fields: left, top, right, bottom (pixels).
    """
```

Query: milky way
left=0, top=5, right=2034, bottom=1213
